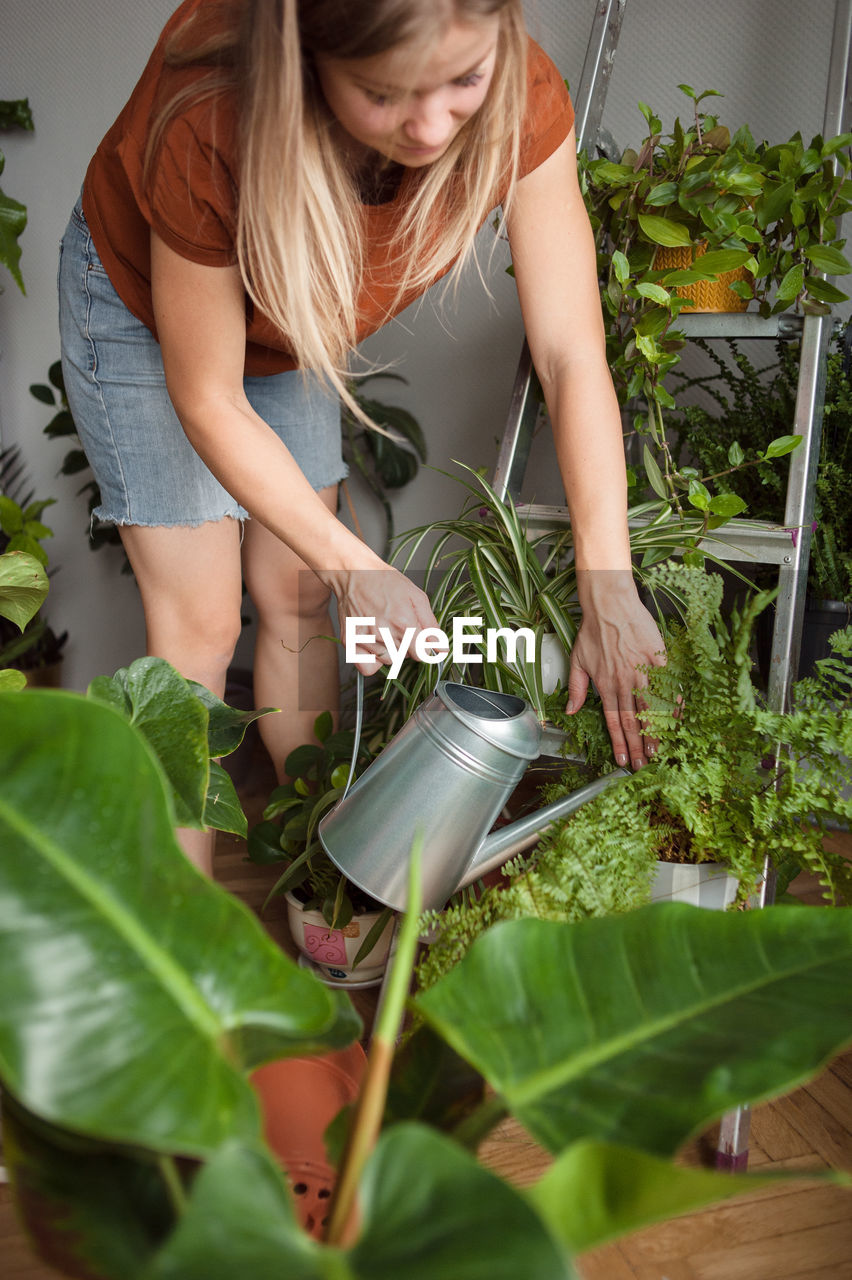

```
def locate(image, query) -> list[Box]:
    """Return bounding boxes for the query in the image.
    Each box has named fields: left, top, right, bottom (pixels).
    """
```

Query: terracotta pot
left=285, top=891, right=394, bottom=985
left=250, top=1043, right=367, bottom=1240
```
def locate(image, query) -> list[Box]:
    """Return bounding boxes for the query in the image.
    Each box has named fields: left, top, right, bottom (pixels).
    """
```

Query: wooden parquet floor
left=2, top=746, right=851, bottom=1279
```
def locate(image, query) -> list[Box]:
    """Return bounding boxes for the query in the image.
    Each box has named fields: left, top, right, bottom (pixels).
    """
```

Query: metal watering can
left=319, top=681, right=629, bottom=912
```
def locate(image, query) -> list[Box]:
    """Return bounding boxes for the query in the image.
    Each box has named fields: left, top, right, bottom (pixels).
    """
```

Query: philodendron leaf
left=414, top=906, right=852, bottom=1157
left=0, top=691, right=360, bottom=1156
left=0, top=548, right=48, bottom=630
left=350, top=1125, right=574, bottom=1279
left=143, top=1142, right=324, bottom=1280
left=204, top=759, right=248, bottom=837
left=88, top=656, right=209, bottom=827
left=525, top=1139, right=850, bottom=1255
left=188, top=678, right=278, bottom=758
left=144, top=1129, right=575, bottom=1280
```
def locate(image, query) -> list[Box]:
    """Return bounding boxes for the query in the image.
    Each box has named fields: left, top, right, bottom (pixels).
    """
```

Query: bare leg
left=119, top=519, right=244, bottom=874
left=242, top=487, right=340, bottom=781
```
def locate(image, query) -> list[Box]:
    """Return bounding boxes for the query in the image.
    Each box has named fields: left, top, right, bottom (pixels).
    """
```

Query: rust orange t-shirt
left=83, top=1, right=574, bottom=376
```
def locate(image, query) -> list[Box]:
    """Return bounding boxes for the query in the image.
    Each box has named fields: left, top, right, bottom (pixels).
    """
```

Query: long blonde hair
left=151, top=0, right=528, bottom=412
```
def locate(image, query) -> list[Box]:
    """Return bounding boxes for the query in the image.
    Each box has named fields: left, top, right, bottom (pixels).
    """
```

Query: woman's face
left=314, top=17, right=499, bottom=167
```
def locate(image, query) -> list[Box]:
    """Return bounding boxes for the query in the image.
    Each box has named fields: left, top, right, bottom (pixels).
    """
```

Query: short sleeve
left=141, top=102, right=238, bottom=267
left=518, top=39, right=575, bottom=178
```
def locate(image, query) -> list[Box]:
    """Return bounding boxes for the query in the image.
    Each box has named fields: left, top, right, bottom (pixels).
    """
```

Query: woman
left=59, top=0, right=663, bottom=872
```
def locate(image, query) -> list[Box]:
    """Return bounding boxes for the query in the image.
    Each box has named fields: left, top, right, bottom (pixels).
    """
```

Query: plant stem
left=324, top=839, right=423, bottom=1248
left=157, top=1155, right=188, bottom=1217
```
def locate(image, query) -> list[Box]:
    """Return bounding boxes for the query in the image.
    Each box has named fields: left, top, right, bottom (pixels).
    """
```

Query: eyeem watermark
left=344, top=616, right=536, bottom=680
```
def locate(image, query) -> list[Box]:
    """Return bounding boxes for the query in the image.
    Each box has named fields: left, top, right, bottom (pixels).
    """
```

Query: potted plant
left=388, top=462, right=708, bottom=726
left=669, top=329, right=852, bottom=672
left=248, top=710, right=396, bottom=986
left=0, top=445, right=68, bottom=685
left=0, top=546, right=47, bottom=691
left=0, top=97, right=32, bottom=293
left=415, top=563, right=852, bottom=992
left=2, top=679, right=852, bottom=1278
left=580, top=85, right=852, bottom=512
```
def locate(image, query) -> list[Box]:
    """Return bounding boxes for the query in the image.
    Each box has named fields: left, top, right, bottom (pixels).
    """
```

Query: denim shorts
left=57, top=198, right=346, bottom=527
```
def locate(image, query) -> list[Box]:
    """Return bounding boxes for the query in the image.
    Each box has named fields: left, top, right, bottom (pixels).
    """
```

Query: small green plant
left=0, top=97, right=33, bottom=293
left=669, top=332, right=852, bottom=602
left=0, top=548, right=47, bottom=690
left=0, top=444, right=67, bottom=675
left=388, top=463, right=707, bottom=725
left=248, top=710, right=393, bottom=949
left=33, top=360, right=130, bottom=565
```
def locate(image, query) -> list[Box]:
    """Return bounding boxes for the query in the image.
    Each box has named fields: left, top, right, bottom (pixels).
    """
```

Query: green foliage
left=88, top=656, right=275, bottom=837
left=580, top=87, right=851, bottom=515
left=248, top=709, right=391, bottom=937
left=416, top=567, right=852, bottom=991
left=0, top=444, right=67, bottom=672
left=670, top=332, right=852, bottom=601
left=2, top=681, right=852, bottom=1276
left=34, top=360, right=131, bottom=566
left=0, top=97, right=32, bottom=293
left=342, top=372, right=427, bottom=555
left=389, top=463, right=704, bottom=724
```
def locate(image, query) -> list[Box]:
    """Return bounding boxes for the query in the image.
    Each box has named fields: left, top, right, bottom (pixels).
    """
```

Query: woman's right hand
left=320, top=563, right=444, bottom=677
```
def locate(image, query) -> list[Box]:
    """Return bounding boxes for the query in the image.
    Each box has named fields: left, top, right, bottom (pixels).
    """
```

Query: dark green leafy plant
left=33, top=360, right=129, bottom=564
left=1, top=686, right=852, bottom=1278
left=341, top=372, right=427, bottom=554
left=416, top=566, right=852, bottom=992
left=0, top=97, right=32, bottom=293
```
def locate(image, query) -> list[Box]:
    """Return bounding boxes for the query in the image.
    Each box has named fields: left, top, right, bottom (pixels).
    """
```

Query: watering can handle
left=342, top=660, right=448, bottom=802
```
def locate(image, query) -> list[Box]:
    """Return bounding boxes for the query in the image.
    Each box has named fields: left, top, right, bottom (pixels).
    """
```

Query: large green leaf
left=0, top=548, right=48, bottom=630
left=0, top=690, right=360, bottom=1156
left=144, top=1128, right=575, bottom=1280
left=350, top=1124, right=574, bottom=1278
left=414, top=906, right=852, bottom=1156
left=526, top=1139, right=849, bottom=1255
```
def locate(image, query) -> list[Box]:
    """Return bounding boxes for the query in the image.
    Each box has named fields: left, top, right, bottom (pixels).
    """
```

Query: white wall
left=0, top=0, right=842, bottom=688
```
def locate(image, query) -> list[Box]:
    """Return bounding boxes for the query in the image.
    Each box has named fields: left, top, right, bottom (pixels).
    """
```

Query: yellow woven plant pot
left=654, top=242, right=749, bottom=313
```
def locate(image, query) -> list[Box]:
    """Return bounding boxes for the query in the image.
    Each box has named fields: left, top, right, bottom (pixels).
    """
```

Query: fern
left=416, top=567, right=852, bottom=993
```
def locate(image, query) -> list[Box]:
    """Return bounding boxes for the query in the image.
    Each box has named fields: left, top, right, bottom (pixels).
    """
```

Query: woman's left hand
left=566, top=571, right=666, bottom=770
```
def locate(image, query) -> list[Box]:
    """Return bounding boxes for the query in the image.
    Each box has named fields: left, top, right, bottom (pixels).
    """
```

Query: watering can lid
left=434, top=681, right=542, bottom=760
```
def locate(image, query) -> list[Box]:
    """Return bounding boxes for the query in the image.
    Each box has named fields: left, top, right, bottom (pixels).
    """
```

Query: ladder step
left=516, top=504, right=798, bottom=566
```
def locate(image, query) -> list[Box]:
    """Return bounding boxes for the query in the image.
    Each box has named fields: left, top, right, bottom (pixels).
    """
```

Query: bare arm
left=505, top=130, right=665, bottom=767
left=150, top=230, right=436, bottom=672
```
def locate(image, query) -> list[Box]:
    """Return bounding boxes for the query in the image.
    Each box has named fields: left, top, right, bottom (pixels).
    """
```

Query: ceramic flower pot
left=651, top=860, right=739, bottom=910
left=285, top=891, right=394, bottom=986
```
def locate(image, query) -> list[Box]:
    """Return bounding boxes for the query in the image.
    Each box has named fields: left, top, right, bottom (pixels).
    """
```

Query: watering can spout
left=458, top=768, right=630, bottom=891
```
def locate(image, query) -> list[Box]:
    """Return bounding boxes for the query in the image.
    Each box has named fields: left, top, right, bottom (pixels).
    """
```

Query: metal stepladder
left=494, top=0, right=852, bottom=1169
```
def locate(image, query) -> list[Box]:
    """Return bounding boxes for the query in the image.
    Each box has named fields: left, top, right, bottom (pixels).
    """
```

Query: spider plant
left=389, top=464, right=708, bottom=723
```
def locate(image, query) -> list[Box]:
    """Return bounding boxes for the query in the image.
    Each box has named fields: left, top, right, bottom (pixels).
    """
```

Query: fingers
left=565, top=662, right=590, bottom=715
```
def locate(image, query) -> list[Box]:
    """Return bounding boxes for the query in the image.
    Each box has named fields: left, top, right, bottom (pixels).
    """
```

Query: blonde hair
left=151, top=0, right=528, bottom=415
